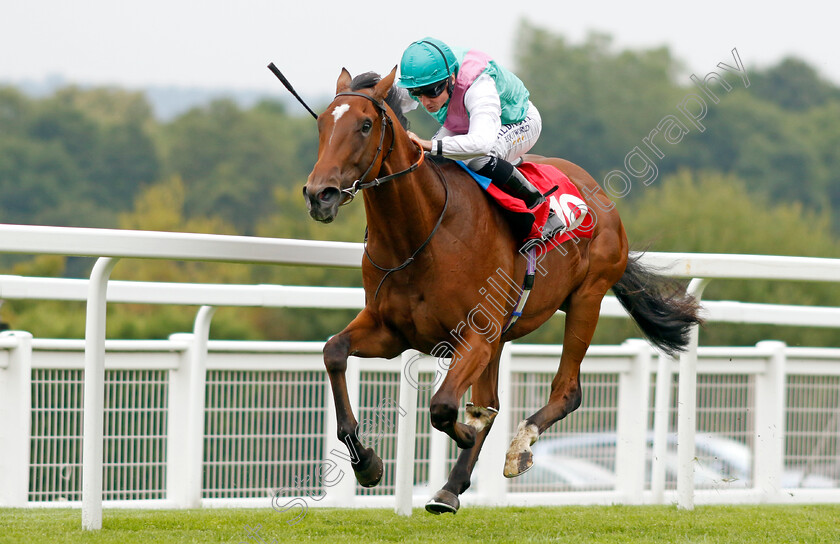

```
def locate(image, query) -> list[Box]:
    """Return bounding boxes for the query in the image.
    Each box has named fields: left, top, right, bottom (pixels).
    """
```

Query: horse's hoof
left=465, top=403, right=499, bottom=433
left=504, top=420, right=539, bottom=478
left=453, top=422, right=477, bottom=449
left=353, top=452, right=383, bottom=488
left=425, top=489, right=459, bottom=514
left=503, top=450, right=534, bottom=478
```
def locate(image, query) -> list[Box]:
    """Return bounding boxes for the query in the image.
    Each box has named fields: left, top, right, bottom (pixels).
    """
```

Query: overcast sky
left=3, top=0, right=838, bottom=100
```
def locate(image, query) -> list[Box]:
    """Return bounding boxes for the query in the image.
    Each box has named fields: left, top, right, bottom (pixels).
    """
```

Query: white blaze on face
left=329, top=104, right=351, bottom=145
left=332, top=104, right=350, bottom=123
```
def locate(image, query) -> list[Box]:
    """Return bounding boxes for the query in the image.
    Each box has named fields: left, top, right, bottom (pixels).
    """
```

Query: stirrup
left=540, top=211, right=567, bottom=241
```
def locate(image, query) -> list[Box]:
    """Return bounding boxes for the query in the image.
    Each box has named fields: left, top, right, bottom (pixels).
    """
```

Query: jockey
left=395, top=36, right=566, bottom=240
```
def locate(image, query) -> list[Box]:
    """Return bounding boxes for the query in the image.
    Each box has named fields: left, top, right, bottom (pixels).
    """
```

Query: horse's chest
left=377, top=290, right=444, bottom=338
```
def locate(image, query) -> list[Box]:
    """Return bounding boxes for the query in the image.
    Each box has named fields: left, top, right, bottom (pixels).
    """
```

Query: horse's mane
left=350, top=72, right=410, bottom=129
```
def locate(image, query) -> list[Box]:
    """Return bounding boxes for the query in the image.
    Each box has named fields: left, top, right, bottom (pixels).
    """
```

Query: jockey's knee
left=473, top=155, right=514, bottom=184
left=465, top=155, right=492, bottom=172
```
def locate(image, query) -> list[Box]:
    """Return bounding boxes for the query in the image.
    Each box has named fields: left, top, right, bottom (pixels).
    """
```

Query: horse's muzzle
left=302, top=185, right=341, bottom=223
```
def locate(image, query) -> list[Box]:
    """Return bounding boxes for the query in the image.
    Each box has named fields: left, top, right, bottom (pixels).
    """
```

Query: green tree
left=4, top=28, right=840, bottom=345
left=799, top=100, right=840, bottom=231
left=749, top=57, right=840, bottom=111
left=673, top=93, right=829, bottom=210
left=53, top=87, right=161, bottom=212
left=0, top=87, right=32, bottom=136
left=49, top=86, right=155, bottom=126
left=514, top=23, right=685, bottom=177
left=248, top=183, right=368, bottom=342
left=0, top=87, right=161, bottom=226
left=617, top=169, right=839, bottom=347
left=513, top=22, right=840, bottom=236
left=523, top=170, right=840, bottom=347
left=108, top=176, right=265, bottom=339
left=161, top=99, right=317, bottom=234
left=0, top=137, right=82, bottom=224
left=1, top=255, right=87, bottom=338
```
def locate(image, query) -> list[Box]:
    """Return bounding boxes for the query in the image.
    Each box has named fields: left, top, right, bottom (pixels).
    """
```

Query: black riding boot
left=475, top=157, right=545, bottom=210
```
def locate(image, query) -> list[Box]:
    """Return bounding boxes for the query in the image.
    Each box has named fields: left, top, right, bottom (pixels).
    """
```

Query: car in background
left=413, top=454, right=617, bottom=496
left=530, top=431, right=752, bottom=488
left=527, top=432, right=837, bottom=490
left=514, top=455, right=617, bottom=491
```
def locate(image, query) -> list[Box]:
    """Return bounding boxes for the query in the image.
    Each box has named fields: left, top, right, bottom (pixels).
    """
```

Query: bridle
left=333, top=91, right=425, bottom=205
left=329, top=90, right=447, bottom=299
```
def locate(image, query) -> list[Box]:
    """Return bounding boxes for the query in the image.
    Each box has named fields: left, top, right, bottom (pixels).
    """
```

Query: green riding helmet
left=397, top=37, right=459, bottom=89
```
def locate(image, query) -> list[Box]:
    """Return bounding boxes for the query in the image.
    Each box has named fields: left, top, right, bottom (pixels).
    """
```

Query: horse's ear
left=336, top=68, right=352, bottom=94
left=372, top=66, right=398, bottom=102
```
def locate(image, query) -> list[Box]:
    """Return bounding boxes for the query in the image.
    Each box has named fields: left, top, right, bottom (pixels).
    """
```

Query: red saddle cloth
left=485, top=162, right=594, bottom=249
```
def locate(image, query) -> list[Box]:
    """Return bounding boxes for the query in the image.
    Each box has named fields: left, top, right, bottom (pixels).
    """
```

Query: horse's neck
left=362, top=154, right=446, bottom=258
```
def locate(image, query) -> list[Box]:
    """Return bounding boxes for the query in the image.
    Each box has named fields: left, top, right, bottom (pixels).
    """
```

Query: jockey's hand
left=407, top=131, right=432, bottom=152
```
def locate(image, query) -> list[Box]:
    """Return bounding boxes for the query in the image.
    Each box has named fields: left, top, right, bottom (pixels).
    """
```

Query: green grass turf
left=2, top=505, right=839, bottom=543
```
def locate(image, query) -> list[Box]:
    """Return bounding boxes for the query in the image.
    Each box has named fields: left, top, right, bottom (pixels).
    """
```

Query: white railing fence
left=0, top=224, right=837, bottom=530
left=2, top=336, right=839, bottom=509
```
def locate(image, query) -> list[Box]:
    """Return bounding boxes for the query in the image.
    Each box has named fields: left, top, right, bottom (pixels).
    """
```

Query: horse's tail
left=611, top=253, right=704, bottom=358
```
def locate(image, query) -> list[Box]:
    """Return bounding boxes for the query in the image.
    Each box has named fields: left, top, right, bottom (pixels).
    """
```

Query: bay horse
left=302, top=67, right=701, bottom=514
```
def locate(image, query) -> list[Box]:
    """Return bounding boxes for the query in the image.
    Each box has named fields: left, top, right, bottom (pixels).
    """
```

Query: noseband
left=333, top=91, right=425, bottom=205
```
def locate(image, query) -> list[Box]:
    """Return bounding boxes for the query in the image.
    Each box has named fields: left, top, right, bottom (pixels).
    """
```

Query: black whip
left=267, top=62, right=319, bottom=120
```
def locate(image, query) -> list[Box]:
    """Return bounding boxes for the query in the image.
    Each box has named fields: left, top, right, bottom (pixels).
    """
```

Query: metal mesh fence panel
left=202, top=370, right=326, bottom=499
left=508, top=372, right=620, bottom=493
left=785, top=375, right=840, bottom=487
left=29, top=368, right=168, bottom=502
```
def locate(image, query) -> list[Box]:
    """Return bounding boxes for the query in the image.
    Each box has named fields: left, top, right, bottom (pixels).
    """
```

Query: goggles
left=409, top=79, right=449, bottom=98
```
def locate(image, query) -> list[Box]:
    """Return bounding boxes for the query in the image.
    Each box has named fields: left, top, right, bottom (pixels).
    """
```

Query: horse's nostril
left=317, top=187, right=340, bottom=203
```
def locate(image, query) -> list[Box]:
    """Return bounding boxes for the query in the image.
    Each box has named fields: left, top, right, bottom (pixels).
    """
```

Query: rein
left=334, top=91, right=425, bottom=205
left=365, top=159, right=448, bottom=299
left=331, top=91, right=445, bottom=299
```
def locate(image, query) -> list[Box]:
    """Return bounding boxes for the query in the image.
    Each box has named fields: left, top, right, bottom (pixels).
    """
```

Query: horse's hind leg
left=426, top=348, right=502, bottom=514
left=504, top=287, right=606, bottom=477
left=322, top=308, right=405, bottom=487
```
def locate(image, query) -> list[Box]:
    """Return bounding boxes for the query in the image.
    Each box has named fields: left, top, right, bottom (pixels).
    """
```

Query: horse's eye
left=361, top=120, right=373, bottom=135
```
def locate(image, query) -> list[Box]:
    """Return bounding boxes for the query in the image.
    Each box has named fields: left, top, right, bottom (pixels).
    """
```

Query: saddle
left=456, top=161, right=594, bottom=250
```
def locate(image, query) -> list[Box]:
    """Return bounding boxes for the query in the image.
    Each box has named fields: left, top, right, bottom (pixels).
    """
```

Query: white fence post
left=394, top=350, right=420, bottom=515
left=324, top=355, right=360, bottom=506
left=427, top=362, right=449, bottom=495
left=476, top=343, right=512, bottom=505
left=187, top=306, right=215, bottom=507
left=754, top=340, right=787, bottom=501
left=615, top=339, right=652, bottom=503
left=82, top=257, right=119, bottom=531
left=167, top=305, right=216, bottom=508
left=0, top=331, right=33, bottom=507
left=167, top=332, right=193, bottom=508
left=650, top=353, right=675, bottom=503
left=677, top=277, right=710, bottom=511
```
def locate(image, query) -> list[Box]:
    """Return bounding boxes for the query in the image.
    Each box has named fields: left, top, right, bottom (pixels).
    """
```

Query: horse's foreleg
left=504, top=289, right=605, bottom=477
left=428, top=331, right=494, bottom=451
left=427, top=348, right=502, bottom=514
left=323, top=309, right=405, bottom=487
